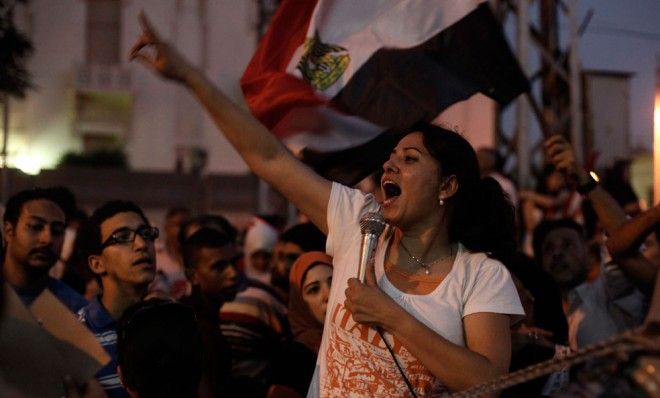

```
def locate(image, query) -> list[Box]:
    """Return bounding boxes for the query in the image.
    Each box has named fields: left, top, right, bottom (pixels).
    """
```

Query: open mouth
left=382, top=180, right=402, bottom=201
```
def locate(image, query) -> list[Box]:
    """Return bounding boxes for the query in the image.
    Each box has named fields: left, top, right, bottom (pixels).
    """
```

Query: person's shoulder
left=47, top=277, right=87, bottom=312
left=225, top=281, right=287, bottom=316
left=78, top=296, right=116, bottom=333
left=47, top=276, right=81, bottom=293
left=454, top=246, right=509, bottom=280
left=455, top=245, right=502, bottom=268
left=246, top=279, right=286, bottom=303
left=77, top=297, right=97, bottom=326
left=331, top=183, right=379, bottom=213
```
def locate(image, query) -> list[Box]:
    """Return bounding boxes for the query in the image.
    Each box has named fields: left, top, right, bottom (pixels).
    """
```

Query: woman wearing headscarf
left=268, top=252, right=333, bottom=398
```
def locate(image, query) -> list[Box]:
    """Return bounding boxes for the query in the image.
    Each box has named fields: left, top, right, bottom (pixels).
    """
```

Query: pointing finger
left=138, top=10, right=159, bottom=42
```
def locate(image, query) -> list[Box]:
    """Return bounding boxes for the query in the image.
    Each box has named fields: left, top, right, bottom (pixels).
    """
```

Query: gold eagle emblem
left=296, top=30, right=350, bottom=91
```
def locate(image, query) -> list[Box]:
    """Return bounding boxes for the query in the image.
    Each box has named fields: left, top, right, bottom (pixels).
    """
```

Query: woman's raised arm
left=129, top=12, right=331, bottom=233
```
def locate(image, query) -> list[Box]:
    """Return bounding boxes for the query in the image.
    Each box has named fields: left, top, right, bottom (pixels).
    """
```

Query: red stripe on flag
left=241, top=0, right=325, bottom=134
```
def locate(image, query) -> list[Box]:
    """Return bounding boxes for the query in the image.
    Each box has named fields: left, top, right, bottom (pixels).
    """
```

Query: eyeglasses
left=101, top=226, right=159, bottom=249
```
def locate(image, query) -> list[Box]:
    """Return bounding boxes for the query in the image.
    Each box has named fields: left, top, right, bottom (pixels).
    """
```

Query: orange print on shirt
left=320, top=302, right=448, bottom=397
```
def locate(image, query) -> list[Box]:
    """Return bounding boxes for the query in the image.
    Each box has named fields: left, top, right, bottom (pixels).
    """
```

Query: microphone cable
left=377, top=327, right=418, bottom=398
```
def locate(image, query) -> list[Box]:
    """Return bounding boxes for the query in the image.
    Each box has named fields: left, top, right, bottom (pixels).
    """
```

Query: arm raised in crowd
left=606, top=205, right=660, bottom=257
left=129, top=13, right=331, bottom=234
left=605, top=205, right=660, bottom=295
left=545, top=135, right=627, bottom=232
left=546, top=135, right=657, bottom=295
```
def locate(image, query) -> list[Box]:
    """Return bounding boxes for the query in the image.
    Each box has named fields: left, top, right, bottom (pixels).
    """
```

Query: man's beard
left=27, top=247, right=58, bottom=269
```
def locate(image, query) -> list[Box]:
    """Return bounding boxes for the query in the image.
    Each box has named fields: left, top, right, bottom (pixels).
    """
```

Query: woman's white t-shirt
left=307, top=183, right=524, bottom=397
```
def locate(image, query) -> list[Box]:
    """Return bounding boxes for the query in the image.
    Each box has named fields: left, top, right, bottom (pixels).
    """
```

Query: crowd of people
left=1, top=12, right=659, bottom=398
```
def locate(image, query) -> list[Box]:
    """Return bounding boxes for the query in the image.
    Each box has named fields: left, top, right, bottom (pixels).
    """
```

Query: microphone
left=358, top=211, right=386, bottom=283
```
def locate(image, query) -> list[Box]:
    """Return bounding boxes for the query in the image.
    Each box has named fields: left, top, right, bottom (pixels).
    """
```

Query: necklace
left=398, top=240, right=454, bottom=275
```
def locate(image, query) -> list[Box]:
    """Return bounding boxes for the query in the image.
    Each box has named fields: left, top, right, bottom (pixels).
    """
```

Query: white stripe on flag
left=276, top=106, right=382, bottom=155
left=285, top=0, right=487, bottom=97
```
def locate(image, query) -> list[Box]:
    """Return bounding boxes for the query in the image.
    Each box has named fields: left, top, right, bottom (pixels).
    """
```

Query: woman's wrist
left=381, top=299, right=408, bottom=333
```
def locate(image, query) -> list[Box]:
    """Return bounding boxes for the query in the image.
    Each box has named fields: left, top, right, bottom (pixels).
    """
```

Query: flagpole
left=654, top=82, right=660, bottom=205
left=516, top=0, right=530, bottom=189
left=654, top=55, right=660, bottom=205
left=567, top=0, right=584, bottom=165
left=1, top=93, right=8, bottom=204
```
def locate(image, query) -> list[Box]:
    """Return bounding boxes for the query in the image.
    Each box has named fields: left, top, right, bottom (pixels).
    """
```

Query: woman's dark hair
left=117, top=299, right=202, bottom=398
left=413, top=122, right=516, bottom=264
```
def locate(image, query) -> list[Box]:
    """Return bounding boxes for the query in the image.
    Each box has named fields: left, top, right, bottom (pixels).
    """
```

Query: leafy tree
left=1, top=0, right=33, bottom=200
left=0, top=0, right=33, bottom=97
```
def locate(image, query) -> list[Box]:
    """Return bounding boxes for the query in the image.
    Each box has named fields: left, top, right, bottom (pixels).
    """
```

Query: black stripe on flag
left=330, top=2, right=530, bottom=130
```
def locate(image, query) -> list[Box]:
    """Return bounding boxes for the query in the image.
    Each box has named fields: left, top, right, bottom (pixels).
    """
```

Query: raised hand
left=127, top=11, right=332, bottom=235
left=544, top=135, right=578, bottom=176
left=544, top=135, right=589, bottom=185
left=129, top=11, right=195, bottom=83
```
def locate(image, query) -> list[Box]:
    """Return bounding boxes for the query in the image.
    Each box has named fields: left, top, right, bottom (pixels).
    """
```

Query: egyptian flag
left=241, top=0, right=529, bottom=186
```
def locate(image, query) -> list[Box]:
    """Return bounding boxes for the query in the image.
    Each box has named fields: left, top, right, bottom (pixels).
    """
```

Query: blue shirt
left=17, top=277, right=87, bottom=313
left=77, top=296, right=128, bottom=398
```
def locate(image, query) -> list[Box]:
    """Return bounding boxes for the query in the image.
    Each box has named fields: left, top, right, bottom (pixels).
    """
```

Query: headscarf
left=243, top=218, right=278, bottom=283
left=288, top=252, right=333, bottom=353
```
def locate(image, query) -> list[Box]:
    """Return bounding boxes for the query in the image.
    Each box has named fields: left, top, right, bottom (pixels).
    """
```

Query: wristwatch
left=576, top=172, right=599, bottom=195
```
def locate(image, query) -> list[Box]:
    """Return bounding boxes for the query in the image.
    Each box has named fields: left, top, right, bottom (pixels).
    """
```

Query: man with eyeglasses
left=2, top=187, right=87, bottom=313
left=76, top=200, right=158, bottom=398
